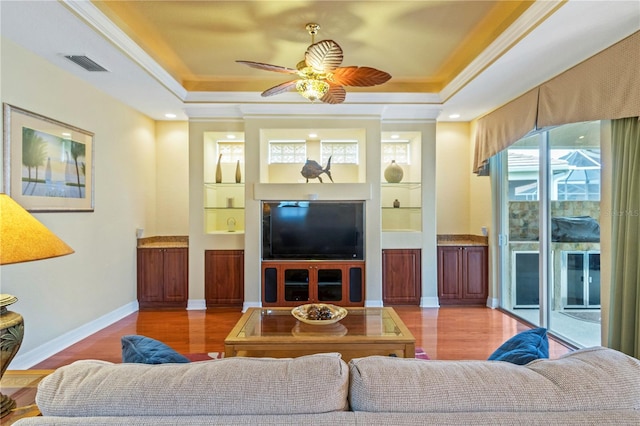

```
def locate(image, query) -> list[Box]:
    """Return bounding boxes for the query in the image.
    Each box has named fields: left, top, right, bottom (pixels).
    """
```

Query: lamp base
left=0, top=393, right=16, bottom=417
left=0, top=295, right=24, bottom=418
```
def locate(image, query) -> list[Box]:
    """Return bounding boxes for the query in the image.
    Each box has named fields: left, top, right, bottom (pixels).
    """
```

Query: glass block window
left=321, top=140, right=358, bottom=164
left=217, top=142, right=244, bottom=163
left=382, top=141, right=410, bottom=164
left=268, top=140, right=307, bottom=164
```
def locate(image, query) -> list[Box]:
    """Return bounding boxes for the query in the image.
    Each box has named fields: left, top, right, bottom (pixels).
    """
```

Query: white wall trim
left=9, top=301, right=138, bottom=370
left=365, top=299, right=384, bottom=307
left=242, top=301, right=261, bottom=312
left=186, top=299, right=207, bottom=310
left=420, top=296, right=440, bottom=308
left=486, top=297, right=500, bottom=309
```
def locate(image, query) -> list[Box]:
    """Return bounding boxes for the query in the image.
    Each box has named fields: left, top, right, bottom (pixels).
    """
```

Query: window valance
left=474, top=30, right=640, bottom=173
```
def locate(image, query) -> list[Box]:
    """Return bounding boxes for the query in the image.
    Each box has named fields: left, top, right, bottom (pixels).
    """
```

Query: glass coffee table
left=224, top=307, right=415, bottom=361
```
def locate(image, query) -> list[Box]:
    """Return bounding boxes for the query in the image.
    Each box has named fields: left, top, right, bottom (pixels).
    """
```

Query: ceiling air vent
left=64, top=55, right=109, bottom=72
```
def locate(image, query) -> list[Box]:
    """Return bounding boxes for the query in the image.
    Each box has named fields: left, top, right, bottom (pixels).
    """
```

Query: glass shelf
left=381, top=182, right=421, bottom=214
left=204, top=183, right=245, bottom=233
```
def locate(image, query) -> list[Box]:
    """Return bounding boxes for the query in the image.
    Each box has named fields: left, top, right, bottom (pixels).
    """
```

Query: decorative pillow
left=488, top=327, right=549, bottom=365
left=121, top=335, right=190, bottom=364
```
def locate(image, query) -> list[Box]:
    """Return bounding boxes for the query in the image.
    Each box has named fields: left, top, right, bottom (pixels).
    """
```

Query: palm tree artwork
left=20, top=127, right=86, bottom=199
left=21, top=128, right=47, bottom=195
left=69, top=141, right=86, bottom=198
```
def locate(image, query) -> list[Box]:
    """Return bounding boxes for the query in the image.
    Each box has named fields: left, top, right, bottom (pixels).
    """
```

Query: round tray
left=291, top=303, right=348, bottom=325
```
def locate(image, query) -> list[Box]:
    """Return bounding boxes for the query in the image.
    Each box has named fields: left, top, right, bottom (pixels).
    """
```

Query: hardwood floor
left=32, top=306, right=571, bottom=369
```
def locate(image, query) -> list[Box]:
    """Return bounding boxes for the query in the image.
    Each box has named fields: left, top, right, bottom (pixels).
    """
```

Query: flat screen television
left=262, top=201, right=365, bottom=260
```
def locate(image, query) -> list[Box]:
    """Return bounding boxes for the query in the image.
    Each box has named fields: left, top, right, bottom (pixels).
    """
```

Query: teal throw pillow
left=488, top=327, right=549, bottom=365
left=121, top=335, right=190, bottom=364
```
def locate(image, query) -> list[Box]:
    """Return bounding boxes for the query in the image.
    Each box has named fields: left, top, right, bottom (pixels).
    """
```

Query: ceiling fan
left=237, top=23, right=391, bottom=104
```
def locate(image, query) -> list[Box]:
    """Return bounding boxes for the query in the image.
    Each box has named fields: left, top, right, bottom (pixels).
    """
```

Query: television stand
left=261, top=260, right=365, bottom=307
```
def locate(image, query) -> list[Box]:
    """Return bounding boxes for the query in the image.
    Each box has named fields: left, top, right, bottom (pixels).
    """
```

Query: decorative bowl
left=291, top=303, right=348, bottom=325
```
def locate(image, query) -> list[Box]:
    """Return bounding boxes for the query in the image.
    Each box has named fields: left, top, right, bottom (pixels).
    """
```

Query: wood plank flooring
left=32, top=306, right=571, bottom=369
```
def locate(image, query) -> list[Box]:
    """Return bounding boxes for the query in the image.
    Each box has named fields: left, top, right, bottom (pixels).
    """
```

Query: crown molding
left=62, top=0, right=188, bottom=100
left=440, top=0, right=566, bottom=102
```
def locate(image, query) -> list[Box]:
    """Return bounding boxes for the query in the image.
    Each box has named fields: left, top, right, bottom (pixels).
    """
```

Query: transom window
left=381, top=140, right=410, bottom=164
left=268, top=140, right=307, bottom=164
left=321, top=140, right=358, bottom=164
left=217, top=142, right=244, bottom=163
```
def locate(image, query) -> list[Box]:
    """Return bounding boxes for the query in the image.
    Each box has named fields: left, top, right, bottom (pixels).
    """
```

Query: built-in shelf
left=204, top=183, right=245, bottom=233
left=381, top=182, right=421, bottom=232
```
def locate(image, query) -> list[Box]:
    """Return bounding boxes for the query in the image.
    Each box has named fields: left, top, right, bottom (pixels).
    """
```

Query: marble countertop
left=137, top=236, right=188, bottom=248
left=437, top=234, right=488, bottom=246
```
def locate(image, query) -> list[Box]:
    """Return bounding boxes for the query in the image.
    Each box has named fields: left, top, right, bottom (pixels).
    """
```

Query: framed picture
left=3, top=104, right=94, bottom=212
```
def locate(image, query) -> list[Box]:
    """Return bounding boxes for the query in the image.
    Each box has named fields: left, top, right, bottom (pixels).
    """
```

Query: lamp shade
left=0, top=194, right=74, bottom=265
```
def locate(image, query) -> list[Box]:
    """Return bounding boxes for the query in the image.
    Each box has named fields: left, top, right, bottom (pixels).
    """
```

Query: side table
left=0, top=370, right=53, bottom=425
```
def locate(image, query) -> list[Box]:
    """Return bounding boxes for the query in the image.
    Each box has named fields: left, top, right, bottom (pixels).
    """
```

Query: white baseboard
left=420, top=297, right=440, bottom=308
left=486, top=297, right=499, bottom=309
left=365, top=299, right=383, bottom=307
left=186, top=299, right=206, bottom=310
left=9, top=301, right=139, bottom=370
left=242, top=301, right=261, bottom=312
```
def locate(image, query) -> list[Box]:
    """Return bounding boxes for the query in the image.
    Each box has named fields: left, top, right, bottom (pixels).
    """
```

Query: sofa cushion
left=121, top=335, right=190, bottom=364
left=349, top=347, right=640, bottom=414
left=36, top=353, right=349, bottom=417
left=488, top=327, right=549, bottom=365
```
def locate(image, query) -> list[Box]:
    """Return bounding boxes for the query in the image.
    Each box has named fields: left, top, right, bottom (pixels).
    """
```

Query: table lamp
left=0, top=194, right=74, bottom=417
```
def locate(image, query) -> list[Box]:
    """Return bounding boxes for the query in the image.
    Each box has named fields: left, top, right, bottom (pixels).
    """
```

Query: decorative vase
left=0, top=295, right=23, bottom=416
left=384, top=160, right=404, bottom=183
left=215, top=154, right=222, bottom=183
left=235, top=160, right=241, bottom=183
left=393, top=199, right=400, bottom=208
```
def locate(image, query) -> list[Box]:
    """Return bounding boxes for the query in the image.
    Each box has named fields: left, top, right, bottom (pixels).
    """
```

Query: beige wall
left=1, top=38, right=157, bottom=362
left=435, top=121, right=491, bottom=236
left=155, top=121, right=189, bottom=235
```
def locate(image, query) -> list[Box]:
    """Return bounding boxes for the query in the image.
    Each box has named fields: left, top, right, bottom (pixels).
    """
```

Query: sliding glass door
left=500, top=121, right=601, bottom=347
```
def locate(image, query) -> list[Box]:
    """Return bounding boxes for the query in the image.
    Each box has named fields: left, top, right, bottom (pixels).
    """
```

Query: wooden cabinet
left=137, top=247, right=188, bottom=309
left=437, top=245, right=487, bottom=305
left=262, top=261, right=365, bottom=307
left=382, top=249, right=421, bottom=305
left=205, top=250, right=244, bottom=307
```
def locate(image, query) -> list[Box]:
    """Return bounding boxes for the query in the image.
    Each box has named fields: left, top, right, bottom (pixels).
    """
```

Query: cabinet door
left=462, top=246, right=487, bottom=302
left=315, top=266, right=344, bottom=303
left=283, top=267, right=310, bottom=304
left=205, top=250, right=244, bottom=307
left=382, top=249, right=421, bottom=305
left=162, top=248, right=188, bottom=304
left=137, top=249, right=165, bottom=303
left=437, top=246, right=462, bottom=301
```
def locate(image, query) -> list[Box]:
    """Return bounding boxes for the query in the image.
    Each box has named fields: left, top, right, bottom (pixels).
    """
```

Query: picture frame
left=2, top=104, right=94, bottom=212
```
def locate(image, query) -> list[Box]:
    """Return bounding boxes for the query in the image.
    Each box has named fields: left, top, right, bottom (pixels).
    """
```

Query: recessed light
left=164, top=113, right=177, bottom=119
left=308, top=133, right=318, bottom=138
left=448, top=113, right=461, bottom=119
left=61, top=132, right=71, bottom=138
left=391, top=134, right=399, bottom=139
left=227, top=134, right=236, bottom=139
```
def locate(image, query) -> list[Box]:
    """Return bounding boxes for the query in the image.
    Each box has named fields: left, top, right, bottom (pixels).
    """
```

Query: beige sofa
left=16, top=347, right=640, bottom=425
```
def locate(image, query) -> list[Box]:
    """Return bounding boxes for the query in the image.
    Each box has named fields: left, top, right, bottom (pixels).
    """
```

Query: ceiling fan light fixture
left=296, top=79, right=329, bottom=102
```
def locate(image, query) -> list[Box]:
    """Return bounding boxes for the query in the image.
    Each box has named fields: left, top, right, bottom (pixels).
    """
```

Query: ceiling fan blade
left=236, top=60, right=297, bottom=74
left=331, top=66, right=392, bottom=87
left=305, top=40, right=343, bottom=73
left=261, top=80, right=298, bottom=97
left=320, top=84, right=346, bottom=104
